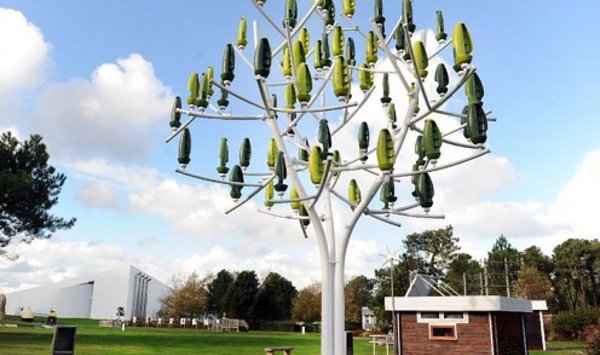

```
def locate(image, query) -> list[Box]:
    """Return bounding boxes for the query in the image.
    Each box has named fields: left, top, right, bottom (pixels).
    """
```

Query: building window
left=429, top=324, right=457, bottom=341
left=444, top=312, right=464, bottom=320
left=417, top=312, right=469, bottom=323
left=420, top=312, right=440, bottom=320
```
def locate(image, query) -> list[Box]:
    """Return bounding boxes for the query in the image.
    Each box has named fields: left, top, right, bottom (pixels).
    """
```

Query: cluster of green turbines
left=169, top=0, right=488, bottom=213
left=165, top=1, right=493, bottom=353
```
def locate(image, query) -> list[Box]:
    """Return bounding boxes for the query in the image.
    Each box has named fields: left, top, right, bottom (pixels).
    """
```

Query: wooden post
left=479, top=271, right=484, bottom=295
left=484, top=259, right=489, bottom=296
left=504, top=257, right=510, bottom=298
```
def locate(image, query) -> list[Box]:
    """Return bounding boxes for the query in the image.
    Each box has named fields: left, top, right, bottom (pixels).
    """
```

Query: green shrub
left=251, top=320, right=297, bottom=332
left=292, top=322, right=320, bottom=333
left=551, top=308, right=600, bottom=340
left=345, top=322, right=362, bottom=331
left=583, top=325, right=600, bottom=355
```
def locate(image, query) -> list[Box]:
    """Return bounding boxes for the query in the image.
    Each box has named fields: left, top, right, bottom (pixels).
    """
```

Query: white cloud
left=128, top=178, right=302, bottom=244
left=345, top=238, right=381, bottom=276
left=0, top=8, right=51, bottom=99
left=0, top=239, right=325, bottom=293
left=68, top=159, right=164, bottom=191
left=180, top=246, right=303, bottom=284
left=176, top=241, right=382, bottom=290
left=32, top=54, right=173, bottom=162
left=0, top=239, right=127, bottom=293
left=0, top=9, right=172, bottom=163
left=401, top=150, right=600, bottom=258
left=75, top=181, right=119, bottom=208
left=548, top=150, right=600, bottom=239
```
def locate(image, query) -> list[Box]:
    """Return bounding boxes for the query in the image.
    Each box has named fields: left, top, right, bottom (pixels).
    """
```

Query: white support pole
left=320, top=176, right=338, bottom=355
left=253, top=21, right=259, bottom=51
left=321, top=255, right=334, bottom=355
left=333, top=250, right=345, bottom=355
left=259, top=80, right=333, bottom=355
left=488, top=313, right=496, bottom=355
left=539, top=310, right=546, bottom=351
left=333, top=173, right=386, bottom=355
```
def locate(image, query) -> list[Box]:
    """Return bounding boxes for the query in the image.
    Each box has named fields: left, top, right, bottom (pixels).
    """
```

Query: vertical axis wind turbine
left=165, top=1, right=495, bottom=354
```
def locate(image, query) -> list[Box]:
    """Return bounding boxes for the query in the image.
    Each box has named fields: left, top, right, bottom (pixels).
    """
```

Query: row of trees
left=159, top=226, right=600, bottom=328
left=370, top=226, right=600, bottom=321
left=159, top=270, right=297, bottom=324
left=158, top=267, right=375, bottom=327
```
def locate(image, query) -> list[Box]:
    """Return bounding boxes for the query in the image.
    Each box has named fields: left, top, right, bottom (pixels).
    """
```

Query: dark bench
left=51, top=326, right=76, bottom=355
left=264, top=346, right=294, bottom=355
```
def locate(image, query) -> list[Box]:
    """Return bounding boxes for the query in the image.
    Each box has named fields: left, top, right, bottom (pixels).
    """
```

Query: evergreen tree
left=223, top=270, right=260, bottom=322
left=208, top=269, right=234, bottom=315
left=444, top=252, right=483, bottom=295
left=521, top=245, right=553, bottom=276
left=552, top=238, right=600, bottom=310
left=0, top=132, right=75, bottom=259
left=256, top=272, right=297, bottom=321
left=486, top=235, right=520, bottom=296
left=403, top=225, right=460, bottom=277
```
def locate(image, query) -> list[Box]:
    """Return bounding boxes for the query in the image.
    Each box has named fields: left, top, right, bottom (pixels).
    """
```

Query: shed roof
left=531, top=300, right=548, bottom=311
left=361, top=307, right=374, bottom=316
left=385, top=295, right=533, bottom=313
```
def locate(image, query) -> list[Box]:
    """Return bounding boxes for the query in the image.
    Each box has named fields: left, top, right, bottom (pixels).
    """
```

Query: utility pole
left=479, top=271, right=484, bottom=295
left=483, top=259, right=489, bottom=296
left=504, top=257, right=511, bottom=298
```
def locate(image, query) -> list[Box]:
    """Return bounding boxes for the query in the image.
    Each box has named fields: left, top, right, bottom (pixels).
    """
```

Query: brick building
left=383, top=276, right=547, bottom=354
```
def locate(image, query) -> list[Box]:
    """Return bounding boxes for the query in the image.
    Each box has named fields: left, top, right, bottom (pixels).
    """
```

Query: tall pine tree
left=0, top=132, right=75, bottom=259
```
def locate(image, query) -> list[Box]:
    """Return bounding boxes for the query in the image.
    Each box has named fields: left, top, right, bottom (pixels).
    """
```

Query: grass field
left=0, top=317, right=587, bottom=354
left=530, top=341, right=585, bottom=355
left=0, top=317, right=375, bottom=355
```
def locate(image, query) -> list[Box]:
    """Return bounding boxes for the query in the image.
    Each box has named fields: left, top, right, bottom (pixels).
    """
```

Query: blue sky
left=1, top=1, right=599, bottom=293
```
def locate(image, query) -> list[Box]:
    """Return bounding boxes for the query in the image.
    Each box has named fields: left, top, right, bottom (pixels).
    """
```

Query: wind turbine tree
left=164, top=0, right=495, bottom=354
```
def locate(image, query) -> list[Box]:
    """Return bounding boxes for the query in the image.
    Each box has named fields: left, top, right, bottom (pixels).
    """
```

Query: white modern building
left=5, top=265, right=170, bottom=319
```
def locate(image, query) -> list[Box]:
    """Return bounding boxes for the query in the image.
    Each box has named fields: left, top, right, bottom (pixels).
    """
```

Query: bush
left=551, top=308, right=600, bottom=341
left=351, top=329, right=365, bottom=337
left=345, top=322, right=361, bottom=331
left=583, top=325, right=600, bottom=355
left=292, top=322, right=321, bottom=333
left=252, top=321, right=296, bottom=332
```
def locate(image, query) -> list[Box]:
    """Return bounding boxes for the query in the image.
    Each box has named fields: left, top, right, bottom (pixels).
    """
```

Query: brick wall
left=399, top=312, right=493, bottom=354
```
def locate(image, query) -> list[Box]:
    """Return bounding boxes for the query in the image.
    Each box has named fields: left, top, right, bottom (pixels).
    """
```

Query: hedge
left=551, top=308, right=600, bottom=341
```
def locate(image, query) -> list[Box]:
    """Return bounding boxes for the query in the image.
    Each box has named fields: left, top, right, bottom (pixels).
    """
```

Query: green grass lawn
left=2, top=317, right=586, bottom=354
left=530, top=341, right=585, bottom=354
left=0, top=317, right=376, bottom=355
